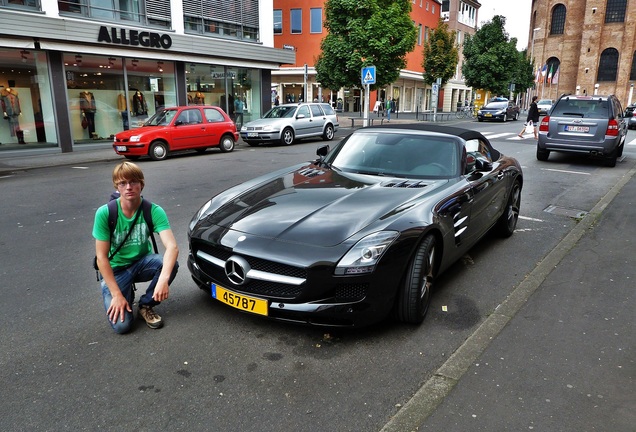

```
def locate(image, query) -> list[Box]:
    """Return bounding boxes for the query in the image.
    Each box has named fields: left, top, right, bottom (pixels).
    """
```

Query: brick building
left=529, top=0, right=636, bottom=107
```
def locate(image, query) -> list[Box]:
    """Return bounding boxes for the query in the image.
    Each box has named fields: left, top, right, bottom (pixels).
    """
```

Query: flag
left=541, top=64, right=548, bottom=77
left=552, top=66, right=560, bottom=85
left=547, top=65, right=554, bottom=84
left=535, top=66, right=541, bottom=83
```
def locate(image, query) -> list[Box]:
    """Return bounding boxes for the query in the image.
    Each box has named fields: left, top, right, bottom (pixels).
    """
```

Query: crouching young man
left=93, top=161, right=179, bottom=334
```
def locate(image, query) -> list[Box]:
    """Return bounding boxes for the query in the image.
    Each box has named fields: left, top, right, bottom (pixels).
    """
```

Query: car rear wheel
left=395, top=235, right=435, bottom=324
left=536, top=147, right=550, bottom=161
left=323, top=124, right=334, bottom=140
left=604, top=148, right=618, bottom=167
left=149, top=141, right=168, bottom=161
left=494, top=180, right=521, bottom=237
left=219, top=134, right=235, bottom=153
left=281, top=128, right=295, bottom=146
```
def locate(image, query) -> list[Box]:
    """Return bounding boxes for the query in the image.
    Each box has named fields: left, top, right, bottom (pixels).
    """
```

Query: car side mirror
left=475, top=155, right=493, bottom=172
left=316, top=145, right=329, bottom=157
left=174, top=120, right=184, bottom=126
left=296, top=114, right=306, bottom=119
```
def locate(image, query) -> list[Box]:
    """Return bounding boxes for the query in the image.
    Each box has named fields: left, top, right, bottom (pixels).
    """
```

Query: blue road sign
left=361, top=66, right=376, bottom=85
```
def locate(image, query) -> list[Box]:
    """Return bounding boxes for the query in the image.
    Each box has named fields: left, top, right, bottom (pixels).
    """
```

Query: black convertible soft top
left=362, top=123, right=501, bottom=161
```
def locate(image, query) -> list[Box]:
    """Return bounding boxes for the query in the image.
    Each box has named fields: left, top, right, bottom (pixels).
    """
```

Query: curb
left=379, top=162, right=636, bottom=432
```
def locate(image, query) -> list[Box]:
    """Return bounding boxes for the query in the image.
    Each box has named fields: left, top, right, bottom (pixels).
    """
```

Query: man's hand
left=153, top=280, right=170, bottom=302
left=107, top=294, right=132, bottom=323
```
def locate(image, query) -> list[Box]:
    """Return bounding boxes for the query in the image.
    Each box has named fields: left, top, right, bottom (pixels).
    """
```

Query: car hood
left=198, top=165, right=447, bottom=247
left=243, top=117, right=287, bottom=128
left=115, top=125, right=163, bottom=138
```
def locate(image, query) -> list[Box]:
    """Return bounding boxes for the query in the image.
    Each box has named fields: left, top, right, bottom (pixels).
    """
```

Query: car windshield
left=484, top=102, right=507, bottom=110
left=145, top=109, right=178, bottom=126
left=263, top=106, right=297, bottom=119
left=551, top=99, right=610, bottom=119
left=538, top=100, right=552, bottom=105
left=327, top=131, right=458, bottom=179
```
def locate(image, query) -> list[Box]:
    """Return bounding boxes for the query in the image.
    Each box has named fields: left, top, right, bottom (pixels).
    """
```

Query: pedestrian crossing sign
left=361, top=66, right=376, bottom=85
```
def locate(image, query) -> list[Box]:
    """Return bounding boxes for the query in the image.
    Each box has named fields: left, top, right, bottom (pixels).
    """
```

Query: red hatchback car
left=113, top=105, right=238, bottom=161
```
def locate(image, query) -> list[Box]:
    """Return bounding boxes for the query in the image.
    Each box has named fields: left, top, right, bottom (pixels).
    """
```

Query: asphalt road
left=1, top=119, right=634, bottom=431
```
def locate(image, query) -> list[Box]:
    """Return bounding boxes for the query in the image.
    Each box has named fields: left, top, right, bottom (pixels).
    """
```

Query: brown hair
left=112, top=161, right=145, bottom=189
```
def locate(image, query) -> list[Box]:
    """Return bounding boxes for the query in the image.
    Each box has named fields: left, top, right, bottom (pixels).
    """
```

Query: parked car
left=537, top=94, right=627, bottom=167
left=624, top=104, right=636, bottom=130
left=240, top=102, right=339, bottom=146
left=113, top=105, right=238, bottom=161
left=476, top=100, right=520, bottom=122
left=187, top=124, right=523, bottom=327
left=536, top=99, right=554, bottom=115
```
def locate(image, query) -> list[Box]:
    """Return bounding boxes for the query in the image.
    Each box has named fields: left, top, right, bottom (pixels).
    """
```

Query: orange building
left=271, top=0, right=443, bottom=113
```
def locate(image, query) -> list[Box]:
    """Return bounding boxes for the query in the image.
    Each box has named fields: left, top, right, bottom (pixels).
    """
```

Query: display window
left=0, top=48, right=56, bottom=148
left=64, top=54, right=176, bottom=143
left=185, top=63, right=261, bottom=129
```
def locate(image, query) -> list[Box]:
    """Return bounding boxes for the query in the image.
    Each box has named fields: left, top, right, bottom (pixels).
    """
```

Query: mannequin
left=193, top=91, right=205, bottom=105
left=79, top=90, right=97, bottom=138
left=117, top=93, right=129, bottom=130
left=131, top=90, right=148, bottom=117
left=1, top=80, right=25, bottom=144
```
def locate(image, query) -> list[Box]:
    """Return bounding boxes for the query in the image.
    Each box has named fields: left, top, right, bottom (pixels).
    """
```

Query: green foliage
left=315, top=0, right=417, bottom=90
left=462, top=15, right=521, bottom=96
left=422, top=19, right=458, bottom=86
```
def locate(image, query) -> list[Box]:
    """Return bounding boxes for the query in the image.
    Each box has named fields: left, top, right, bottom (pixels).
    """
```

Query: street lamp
left=531, top=27, right=541, bottom=65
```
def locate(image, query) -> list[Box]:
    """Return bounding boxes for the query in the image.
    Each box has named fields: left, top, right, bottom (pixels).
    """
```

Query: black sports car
left=187, top=124, right=523, bottom=327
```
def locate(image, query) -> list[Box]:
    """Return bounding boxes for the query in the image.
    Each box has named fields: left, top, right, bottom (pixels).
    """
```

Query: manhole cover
left=544, top=204, right=588, bottom=219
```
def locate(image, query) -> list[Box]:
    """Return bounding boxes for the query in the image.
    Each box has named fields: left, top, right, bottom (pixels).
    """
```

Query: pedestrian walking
left=386, top=98, right=392, bottom=122
left=519, top=95, right=540, bottom=139
left=93, top=161, right=179, bottom=334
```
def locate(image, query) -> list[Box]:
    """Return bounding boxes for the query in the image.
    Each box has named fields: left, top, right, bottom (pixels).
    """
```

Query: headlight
left=189, top=199, right=212, bottom=233
left=240, top=125, right=247, bottom=131
left=129, top=135, right=141, bottom=142
left=335, top=231, right=399, bottom=275
left=262, top=125, right=275, bottom=132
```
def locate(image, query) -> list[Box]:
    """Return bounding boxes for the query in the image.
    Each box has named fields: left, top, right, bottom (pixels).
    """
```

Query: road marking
left=541, top=168, right=590, bottom=175
left=519, top=215, right=544, bottom=222
left=627, top=138, right=636, bottom=146
left=72, top=166, right=90, bottom=169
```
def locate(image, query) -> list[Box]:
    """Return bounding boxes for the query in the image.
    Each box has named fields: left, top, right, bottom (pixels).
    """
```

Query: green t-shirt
left=92, top=199, right=170, bottom=269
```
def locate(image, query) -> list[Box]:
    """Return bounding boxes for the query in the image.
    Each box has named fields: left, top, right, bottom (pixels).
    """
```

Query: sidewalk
left=383, top=165, right=636, bottom=431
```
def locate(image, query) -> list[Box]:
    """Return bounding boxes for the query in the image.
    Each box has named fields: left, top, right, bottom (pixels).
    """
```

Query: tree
left=422, top=18, right=458, bottom=86
left=315, top=0, right=417, bottom=91
left=462, top=15, right=519, bottom=96
left=512, top=48, right=535, bottom=93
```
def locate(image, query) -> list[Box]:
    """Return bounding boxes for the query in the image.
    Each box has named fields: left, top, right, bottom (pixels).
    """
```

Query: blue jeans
left=100, top=254, right=179, bottom=334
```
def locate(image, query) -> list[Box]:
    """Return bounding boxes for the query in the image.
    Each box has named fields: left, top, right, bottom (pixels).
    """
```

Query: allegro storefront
left=0, top=11, right=294, bottom=152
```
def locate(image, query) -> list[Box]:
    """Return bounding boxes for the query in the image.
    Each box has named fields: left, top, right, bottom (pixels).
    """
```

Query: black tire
left=536, top=147, right=550, bottom=161
left=219, top=134, right=235, bottom=153
left=149, top=141, right=168, bottom=161
left=323, top=124, right=334, bottom=141
left=281, top=128, right=294, bottom=146
left=477, top=118, right=483, bottom=122
left=502, top=114, right=508, bottom=122
left=395, top=235, right=436, bottom=324
left=604, top=148, right=618, bottom=167
left=494, top=180, right=521, bottom=237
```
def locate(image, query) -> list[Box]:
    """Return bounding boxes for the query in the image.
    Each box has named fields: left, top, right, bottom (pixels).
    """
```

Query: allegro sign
left=97, top=26, right=172, bottom=49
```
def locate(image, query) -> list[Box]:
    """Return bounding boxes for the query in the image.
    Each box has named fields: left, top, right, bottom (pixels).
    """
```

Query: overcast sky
left=476, top=0, right=532, bottom=50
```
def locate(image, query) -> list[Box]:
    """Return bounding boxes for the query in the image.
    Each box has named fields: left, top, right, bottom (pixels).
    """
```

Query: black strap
left=108, top=205, right=143, bottom=261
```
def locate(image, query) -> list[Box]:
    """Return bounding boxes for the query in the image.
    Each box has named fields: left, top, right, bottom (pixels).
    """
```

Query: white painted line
left=72, top=166, right=90, bottom=170
left=541, top=168, right=591, bottom=175
left=519, top=215, right=545, bottom=222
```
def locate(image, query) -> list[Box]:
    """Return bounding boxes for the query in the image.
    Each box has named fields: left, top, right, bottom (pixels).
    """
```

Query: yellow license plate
left=485, top=113, right=492, bottom=117
left=212, top=284, right=268, bottom=316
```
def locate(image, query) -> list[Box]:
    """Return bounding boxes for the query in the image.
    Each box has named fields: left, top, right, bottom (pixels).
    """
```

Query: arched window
left=545, top=58, right=561, bottom=84
left=597, top=48, right=619, bottom=82
left=605, top=0, right=627, bottom=23
left=630, top=52, right=636, bottom=81
left=550, top=4, right=566, bottom=35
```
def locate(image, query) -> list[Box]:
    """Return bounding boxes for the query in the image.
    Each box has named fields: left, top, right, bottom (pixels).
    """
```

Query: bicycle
left=455, top=105, right=474, bottom=119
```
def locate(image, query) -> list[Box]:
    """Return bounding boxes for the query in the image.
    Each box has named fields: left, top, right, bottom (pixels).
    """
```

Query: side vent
left=381, top=180, right=428, bottom=188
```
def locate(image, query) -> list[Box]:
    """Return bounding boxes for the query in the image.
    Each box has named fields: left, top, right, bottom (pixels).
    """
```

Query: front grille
left=334, top=283, right=367, bottom=302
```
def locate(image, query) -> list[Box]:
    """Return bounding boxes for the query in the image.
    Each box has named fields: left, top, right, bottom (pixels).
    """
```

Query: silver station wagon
left=240, top=103, right=339, bottom=146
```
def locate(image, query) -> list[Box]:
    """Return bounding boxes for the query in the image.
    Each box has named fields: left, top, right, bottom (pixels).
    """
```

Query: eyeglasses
left=116, top=180, right=140, bottom=188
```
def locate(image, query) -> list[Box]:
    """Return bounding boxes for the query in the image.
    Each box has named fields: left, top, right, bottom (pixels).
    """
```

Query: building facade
left=529, top=0, right=636, bottom=107
left=0, top=0, right=294, bottom=152
left=271, top=0, right=442, bottom=114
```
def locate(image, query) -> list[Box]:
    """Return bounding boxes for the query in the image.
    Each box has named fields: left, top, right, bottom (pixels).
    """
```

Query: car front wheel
left=281, top=128, right=295, bottom=146
left=149, top=141, right=168, bottom=161
left=395, top=235, right=435, bottom=324
left=219, top=134, right=235, bottom=153
left=494, top=180, right=521, bottom=237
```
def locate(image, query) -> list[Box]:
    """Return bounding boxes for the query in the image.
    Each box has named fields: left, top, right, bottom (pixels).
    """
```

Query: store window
left=64, top=54, right=176, bottom=143
left=185, top=63, right=262, bottom=126
left=0, top=49, right=55, bottom=148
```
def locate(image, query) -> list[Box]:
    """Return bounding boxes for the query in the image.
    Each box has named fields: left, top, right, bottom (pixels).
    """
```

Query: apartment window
left=550, top=4, right=566, bottom=35
left=597, top=48, right=619, bottom=81
left=291, top=8, right=301, bottom=34
left=184, top=0, right=260, bottom=41
left=432, top=4, right=434, bottom=13
left=0, top=0, right=40, bottom=10
left=58, top=0, right=171, bottom=27
left=310, top=8, right=322, bottom=33
left=605, top=0, right=626, bottom=23
left=274, top=9, right=282, bottom=34
left=418, top=24, right=422, bottom=45
left=630, top=51, right=636, bottom=80
left=441, top=0, right=449, bottom=12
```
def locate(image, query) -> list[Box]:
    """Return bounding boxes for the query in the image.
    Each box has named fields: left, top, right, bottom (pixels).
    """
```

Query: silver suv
left=240, top=103, right=339, bottom=146
left=537, top=94, right=627, bottom=167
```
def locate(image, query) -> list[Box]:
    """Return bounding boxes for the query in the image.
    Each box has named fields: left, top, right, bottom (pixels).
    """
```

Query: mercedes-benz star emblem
left=225, top=256, right=250, bottom=285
